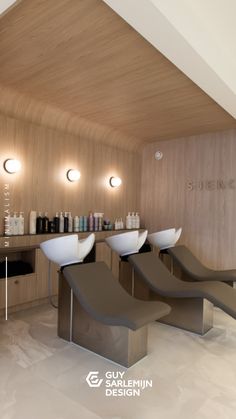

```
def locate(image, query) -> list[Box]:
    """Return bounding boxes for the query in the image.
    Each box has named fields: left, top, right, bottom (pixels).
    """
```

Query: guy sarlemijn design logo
left=86, top=371, right=103, bottom=388
left=85, top=371, right=153, bottom=397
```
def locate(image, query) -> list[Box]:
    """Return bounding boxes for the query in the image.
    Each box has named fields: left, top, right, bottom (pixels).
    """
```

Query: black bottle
left=48, top=221, right=55, bottom=233
left=64, top=212, right=69, bottom=233
left=42, top=212, right=49, bottom=233
left=54, top=212, right=60, bottom=233
left=36, top=212, right=43, bottom=234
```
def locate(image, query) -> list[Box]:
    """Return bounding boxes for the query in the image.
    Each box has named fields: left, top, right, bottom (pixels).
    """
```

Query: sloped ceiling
left=104, top=0, right=236, bottom=119
left=0, top=0, right=18, bottom=16
left=0, top=0, right=235, bottom=151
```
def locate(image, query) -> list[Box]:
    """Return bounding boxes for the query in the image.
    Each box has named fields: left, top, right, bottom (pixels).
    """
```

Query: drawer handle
left=14, top=280, right=19, bottom=285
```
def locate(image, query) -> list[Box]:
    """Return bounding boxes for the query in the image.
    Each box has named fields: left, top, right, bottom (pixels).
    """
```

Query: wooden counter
left=0, top=229, right=141, bottom=251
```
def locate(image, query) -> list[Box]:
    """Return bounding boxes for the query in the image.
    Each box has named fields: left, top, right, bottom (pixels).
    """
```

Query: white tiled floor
left=0, top=304, right=236, bottom=419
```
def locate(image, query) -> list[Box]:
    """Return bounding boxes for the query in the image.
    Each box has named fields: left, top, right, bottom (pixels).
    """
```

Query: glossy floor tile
left=0, top=304, right=236, bottom=419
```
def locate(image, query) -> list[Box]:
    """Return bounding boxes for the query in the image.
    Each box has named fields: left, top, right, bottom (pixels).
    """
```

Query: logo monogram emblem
left=86, top=371, right=103, bottom=388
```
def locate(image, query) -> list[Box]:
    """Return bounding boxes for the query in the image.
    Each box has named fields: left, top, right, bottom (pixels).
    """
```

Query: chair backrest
left=168, top=245, right=208, bottom=278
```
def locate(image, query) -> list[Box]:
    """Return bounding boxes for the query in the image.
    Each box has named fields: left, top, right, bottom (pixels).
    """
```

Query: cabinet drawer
left=0, top=273, right=37, bottom=309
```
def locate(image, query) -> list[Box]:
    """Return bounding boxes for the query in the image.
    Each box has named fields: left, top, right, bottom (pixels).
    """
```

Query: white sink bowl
left=77, top=234, right=95, bottom=262
left=105, top=230, right=148, bottom=257
left=137, top=230, right=148, bottom=250
left=148, top=228, right=182, bottom=250
left=175, top=227, right=182, bottom=243
left=40, top=233, right=95, bottom=267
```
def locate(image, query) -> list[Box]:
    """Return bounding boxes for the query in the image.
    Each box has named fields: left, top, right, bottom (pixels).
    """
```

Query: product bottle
left=4, top=214, right=11, bottom=236
left=18, top=212, right=24, bottom=235
left=36, top=212, right=43, bottom=234
left=120, top=218, right=124, bottom=230
left=54, top=212, right=60, bottom=233
left=42, top=212, right=49, bottom=233
left=125, top=213, right=128, bottom=229
left=126, top=212, right=131, bottom=229
left=98, top=216, right=103, bottom=231
left=131, top=212, right=135, bottom=229
left=73, top=216, right=79, bottom=232
left=135, top=212, right=140, bottom=229
left=64, top=212, right=69, bottom=233
left=48, top=220, right=55, bottom=233
left=29, top=211, right=37, bottom=234
left=13, top=212, right=18, bottom=235
left=94, top=215, right=99, bottom=231
left=89, top=211, right=94, bottom=232
left=59, top=212, right=64, bottom=233
left=79, top=216, right=84, bottom=232
left=134, top=212, right=137, bottom=228
left=9, top=213, right=14, bottom=236
left=83, top=215, right=88, bottom=232
left=68, top=212, right=73, bottom=232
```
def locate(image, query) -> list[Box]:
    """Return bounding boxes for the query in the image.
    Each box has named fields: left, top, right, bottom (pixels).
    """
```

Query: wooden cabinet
left=0, top=273, right=37, bottom=309
left=0, top=248, right=37, bottom=310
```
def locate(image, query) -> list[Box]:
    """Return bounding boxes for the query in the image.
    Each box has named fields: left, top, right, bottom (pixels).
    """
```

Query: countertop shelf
left=0, top=229, right=144, bottom=252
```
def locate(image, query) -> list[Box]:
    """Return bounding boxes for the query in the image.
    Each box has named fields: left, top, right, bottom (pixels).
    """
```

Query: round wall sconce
left=4, top=159, right=22, bottom=174
left=155, top=151, right=163, bottom=160
left=66, top=169, right=81, bottom=182
left=109, top=176, right=122, bottom=188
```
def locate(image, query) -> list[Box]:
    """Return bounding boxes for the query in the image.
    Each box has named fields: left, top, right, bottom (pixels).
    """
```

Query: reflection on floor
left=0, top=304, right=236, bottom=419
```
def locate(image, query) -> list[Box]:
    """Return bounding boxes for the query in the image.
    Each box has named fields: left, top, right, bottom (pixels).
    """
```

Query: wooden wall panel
left=0, top=85, right=142, bottom=152
left=0, top=113, right=141, bottom=236
left=141, top=129, right=236, bottom=270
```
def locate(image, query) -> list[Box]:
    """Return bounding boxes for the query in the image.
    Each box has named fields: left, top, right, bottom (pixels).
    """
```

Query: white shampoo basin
left=137, top=230, right=148, bottom=250
left=105, top=230, right=148, bottom=257
left=77, top=234, right=95, bottom=262
left=175, top=228, right=182, bottom=243
left=148, top=228, right=182, bottom=250
left=40, top=233, right=95, bottom=266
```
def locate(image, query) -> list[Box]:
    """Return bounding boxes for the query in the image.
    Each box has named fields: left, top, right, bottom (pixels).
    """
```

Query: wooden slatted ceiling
left=0, top=0, right=235, bottom=148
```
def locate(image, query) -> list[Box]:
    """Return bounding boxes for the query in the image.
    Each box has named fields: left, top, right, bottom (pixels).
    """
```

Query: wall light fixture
left=66, top=169, right=81, bottom=182
left=4, top=159, right=22, bottom=174
left=109, top=176, right=122, bottom=188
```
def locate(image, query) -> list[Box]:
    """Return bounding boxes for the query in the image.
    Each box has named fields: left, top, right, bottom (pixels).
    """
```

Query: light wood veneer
left=0, top=113, right=141, bottom=236
left=0, top=0, right=235, bottom=148
left=141, top=129, right=236, bottom=270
